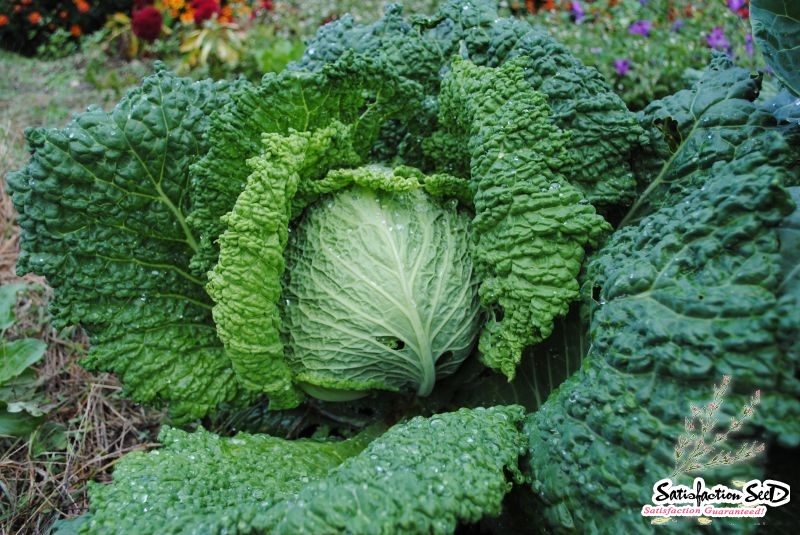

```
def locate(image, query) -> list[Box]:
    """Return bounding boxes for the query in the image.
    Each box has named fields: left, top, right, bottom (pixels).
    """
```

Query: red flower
left=74, top=0, right=91, bottom=13
left=191, top=0, right=221, bottom=23
left=132, top=6, right=162, bottom=42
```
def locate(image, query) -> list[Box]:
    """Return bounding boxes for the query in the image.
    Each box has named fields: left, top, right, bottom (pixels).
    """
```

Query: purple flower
left=745, top=32, right=753, bottom=56
left=671, top=19, right=684, bottom=32
left=613, top=59, right=631, bottom=76
left=629, top=20, right=653, bottom=37
left=572, top=1, right=585, bottom=24
left=707, top=26, right=731, bottom=51
left=728, top=0, right=746, bottom=11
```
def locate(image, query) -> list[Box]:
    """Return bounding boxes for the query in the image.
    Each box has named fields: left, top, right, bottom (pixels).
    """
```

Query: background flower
left=0, top=0, right=130, bottom=56
left=523, top=0, right=760, bottom=110
left=707, top=26, right=731, bottom=52
left=613, top=58, right=631, bottom=76
left=132, top=5, right=163, bottom=42
left=190, top=0, right=220, bottom=24
left=728, top=0, right=746, bottom=11
left=628, top=19, right=653, bottom=37
left=571, top=1, right=585, bottom=23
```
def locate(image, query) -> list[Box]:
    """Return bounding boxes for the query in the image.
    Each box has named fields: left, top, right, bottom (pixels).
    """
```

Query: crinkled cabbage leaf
left=751, top=0, right=800, bottom=95
left=5, top=72, right=248, bottom=421
left=525, top=54, right=800, bottom=535
left=283, top=184, right=480, bottom=399
left=438, top=57, right=610, bottom=378
left=79, top=405, right=525, bottom=534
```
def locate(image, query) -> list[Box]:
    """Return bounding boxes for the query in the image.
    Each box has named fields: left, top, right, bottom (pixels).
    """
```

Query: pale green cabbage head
left=282, top=186, right=481, bottom=400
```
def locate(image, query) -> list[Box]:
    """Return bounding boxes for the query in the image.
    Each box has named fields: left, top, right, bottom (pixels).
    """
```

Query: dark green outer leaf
left=624, top=54, right=783, bottom=226
left=5, top=70, right=248, bottom=421
left=751, top=0, right=800, bottom=96
left=764, top=88, right=800, bottom=127
left=778, top=187, right=800, bottom=371
left=779, top=187, right=800, bottom=296
left=525, top=58, right=800, bottom=534
left=528, top=157, right=796, bottom=535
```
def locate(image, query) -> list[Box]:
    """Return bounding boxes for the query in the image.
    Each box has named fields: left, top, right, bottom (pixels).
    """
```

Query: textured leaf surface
left=82, top=426, right=372, bottom=534
left=778, top=187, right=800, bottom=375
left=438, top=57, right=609, bottom=378
left=6, top=71, right=247, bottom=421
left=298, top=0, right=644, bottom=207
left=206, top=124, right=359, bottom=409
left=188, top=54, right=423, bottom=277
left=284, top=184, right=480, bottom=398
left=762, top=88, right=800, bottom=156
left=81, top=406, right=525, bottom=534
left=525, top=58, right=800, bottom=534
left=259, top=405, right=527, bottom=534
left=751, top=0, right=800, bottom=95
left=624, top=54, right=787, bottom=225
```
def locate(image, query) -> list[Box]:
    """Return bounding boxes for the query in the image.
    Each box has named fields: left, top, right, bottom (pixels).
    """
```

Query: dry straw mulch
left=1, top=172, right=163, bottom=534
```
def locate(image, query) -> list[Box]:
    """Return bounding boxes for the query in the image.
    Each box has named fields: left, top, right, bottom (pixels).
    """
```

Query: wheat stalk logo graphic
left=672, top=375, right=764, bottom=478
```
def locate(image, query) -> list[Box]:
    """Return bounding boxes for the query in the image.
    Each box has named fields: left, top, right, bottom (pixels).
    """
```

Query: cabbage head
left=282, top=186, right=482, bottom=401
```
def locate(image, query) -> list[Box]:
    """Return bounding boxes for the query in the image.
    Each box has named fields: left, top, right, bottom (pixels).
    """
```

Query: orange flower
left=59, top=10, right=68, bottom=19
left=219, top=5, right=233, bottom=23
left=74, top=0, right=91, bottom=14
left=70, top=24, right=82, bottom=37
left=0, top=14, right=8, bottom=26
left=21, top=0, right=33, bottom=5
left=28, top=11, right=42, bottom=24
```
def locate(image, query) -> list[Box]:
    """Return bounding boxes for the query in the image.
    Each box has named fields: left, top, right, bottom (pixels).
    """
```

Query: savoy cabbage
left=282, top=185, right=481, bottom=400
left=5, top=0, right=799, bottom=533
